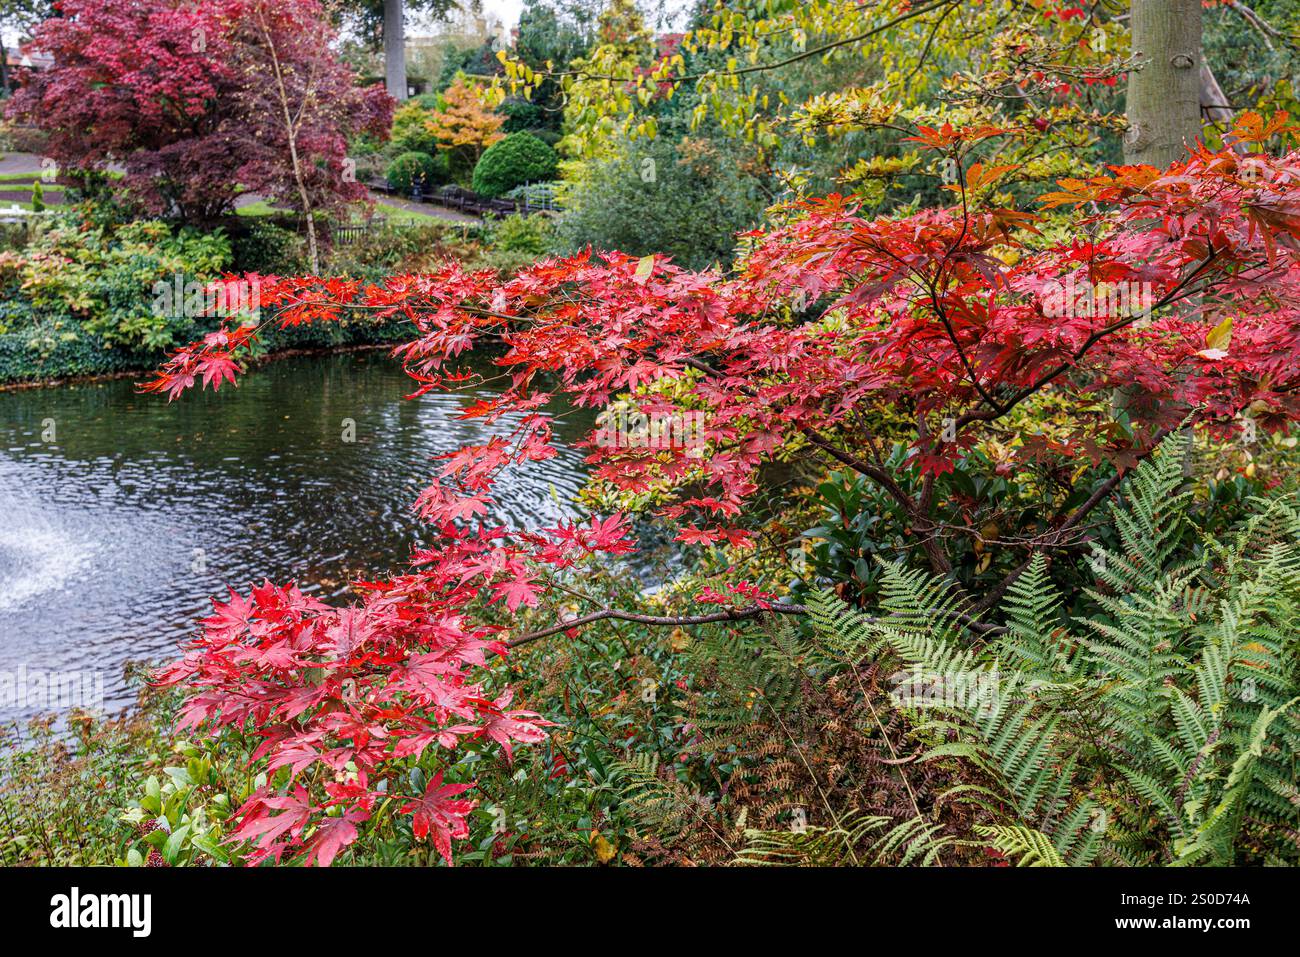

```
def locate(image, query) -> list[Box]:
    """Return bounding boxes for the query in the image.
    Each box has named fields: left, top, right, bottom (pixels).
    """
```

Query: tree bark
left=1123, top=0, right=1203, bottom=167
left=1123, top=2, right=1206, bottom=477
left=383, top=0, right=407, bottom=102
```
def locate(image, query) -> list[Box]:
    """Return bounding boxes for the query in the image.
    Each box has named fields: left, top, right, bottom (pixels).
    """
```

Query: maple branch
left=673, top=356, right=927, bottom=528
left=505, top=602, right=808, bottom=648
left=506, top=593, right=1004, bottom=649
left=969, top=430, right=1169, bottom=614
left=953, top=244, right=1224, bottom=433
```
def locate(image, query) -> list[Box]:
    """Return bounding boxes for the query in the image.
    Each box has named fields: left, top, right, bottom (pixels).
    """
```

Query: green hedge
left=0, top=315, right=410, bottom=385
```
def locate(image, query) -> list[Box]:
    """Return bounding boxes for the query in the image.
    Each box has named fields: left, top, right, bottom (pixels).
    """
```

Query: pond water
left=0, top=351, right=593, bottom=720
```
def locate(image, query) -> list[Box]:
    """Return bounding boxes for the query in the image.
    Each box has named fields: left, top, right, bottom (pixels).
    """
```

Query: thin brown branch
left=505, top=602, right=809, bottom=648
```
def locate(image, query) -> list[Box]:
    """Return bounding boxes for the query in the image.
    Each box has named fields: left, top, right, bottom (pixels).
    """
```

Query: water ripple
left=0, top=351, right=592, bottom=719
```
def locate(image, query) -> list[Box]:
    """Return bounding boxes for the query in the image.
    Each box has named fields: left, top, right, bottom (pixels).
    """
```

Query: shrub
left=551, top=135, right=765, bottom=270
left=390, top=101, right=438, bottom=156
left=231, top=219, right=306, bottom=275
left=487, top=212, right=549, bottom=255
left=0, top=212, right=233, bottom=352
left=472, top=132, right=559, bottom=198
left=480, top=213, right=552, bottom=275
left=525, top=128, right=562, bottom=147
left=385, top=151, right=444, bottom=193
left=500, top=97, right=545, bottom=134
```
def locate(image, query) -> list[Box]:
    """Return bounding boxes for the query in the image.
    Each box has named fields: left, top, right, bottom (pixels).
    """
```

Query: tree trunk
left=384, top=0, right=407, bottom=102
left=1123, top=1, right=1206, bottom=477
left=1123, top=0, right=1203, bottom=167
left=256, top=10, right=321, bottom=273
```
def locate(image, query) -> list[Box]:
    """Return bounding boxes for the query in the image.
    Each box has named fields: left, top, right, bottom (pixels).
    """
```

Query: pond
left=0, top=350, right=593, bottom=720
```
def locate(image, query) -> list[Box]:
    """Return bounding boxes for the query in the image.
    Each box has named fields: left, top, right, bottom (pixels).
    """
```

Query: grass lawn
left=0, top=170, right=115, bottom=184
left=371, top=200, right=444, bottom=224
left=0, top=171, right=61, bottom=184
left=236, top=199, right=446, bottom=224
left=234, top=199, right=286, bottom=217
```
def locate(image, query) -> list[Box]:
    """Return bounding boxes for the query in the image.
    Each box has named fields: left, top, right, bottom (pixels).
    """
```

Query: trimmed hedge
left=472, top=132, right=558, bottom=199
left=0, top=314, right=411, bottom=385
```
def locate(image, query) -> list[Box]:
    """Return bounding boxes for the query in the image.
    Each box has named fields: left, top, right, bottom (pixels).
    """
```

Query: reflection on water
left=0, top=351, right=592, bottom=718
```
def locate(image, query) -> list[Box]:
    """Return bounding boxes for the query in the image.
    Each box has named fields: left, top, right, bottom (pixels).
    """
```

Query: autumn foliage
left=425, top=76, right=507, bottom=167
left=6, top=0, right=391, bottom=222
left=147, top=112, right=1300, bottom=863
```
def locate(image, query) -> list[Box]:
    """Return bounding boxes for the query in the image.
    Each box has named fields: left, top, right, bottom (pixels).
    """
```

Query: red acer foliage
left=7, top=0, right=390, bottom=223
left=6, top=0, right=237, bottom=220
left=149, top=112, right=1300, bottom=863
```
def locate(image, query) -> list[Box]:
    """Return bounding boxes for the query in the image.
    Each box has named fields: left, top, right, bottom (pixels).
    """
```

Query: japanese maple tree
left=222, top=0, right=393, bottom=269
left=145, top=107, right=1300, bottom=864
left=425, top=75, right=506, bottom=170
left=7, top=0, right=391, bottom=225
left=6, top=0, right=240, bottom=220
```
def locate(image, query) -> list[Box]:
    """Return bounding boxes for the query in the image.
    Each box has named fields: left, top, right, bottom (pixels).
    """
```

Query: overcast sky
left=480, top=0, right=525, bottom=27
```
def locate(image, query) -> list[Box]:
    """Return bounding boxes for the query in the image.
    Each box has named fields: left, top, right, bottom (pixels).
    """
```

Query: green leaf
left=163, top=824, right=191, bottom=865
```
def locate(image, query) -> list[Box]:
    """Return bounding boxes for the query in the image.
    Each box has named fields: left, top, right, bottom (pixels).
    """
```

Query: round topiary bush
left=386, top=151, right=442, bottom=192
left=472, top=132, right=559, bottom=198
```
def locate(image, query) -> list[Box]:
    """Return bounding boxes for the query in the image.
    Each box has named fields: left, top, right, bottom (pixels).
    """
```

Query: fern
left=641, top=436, right=1300, bottom=866
left=860, top=436, right=1300, bottom=866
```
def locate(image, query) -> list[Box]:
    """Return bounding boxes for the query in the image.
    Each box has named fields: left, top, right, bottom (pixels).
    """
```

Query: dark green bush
left=551, top=136, right=766, bottom=271
left=232, top=220, right=306, bottom=275
left=525, top=128, right=562, bottom=147
left=500, top=97, right=545, bottom=133
left=472, top=132, right=559, bottom=198
left=385, top=151, right=443, bottom=192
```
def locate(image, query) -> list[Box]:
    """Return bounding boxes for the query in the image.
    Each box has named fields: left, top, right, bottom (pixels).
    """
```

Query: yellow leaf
left=590, top=831, right=616, bottom=864
left=1206, top=316, right=1233, bottom=351
left=635, top=255, right=655, bottom=279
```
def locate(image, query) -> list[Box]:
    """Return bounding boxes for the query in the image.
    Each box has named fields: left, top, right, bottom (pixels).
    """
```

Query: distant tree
left=337, top=0, right=458, bottom=101
left=435, top=35, right=502, bottom=91
left=511, top=0, right=595, bottom=130
left=0, top=0, right=54, bottom=93
left=426, top=74, right=505, bottom=175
